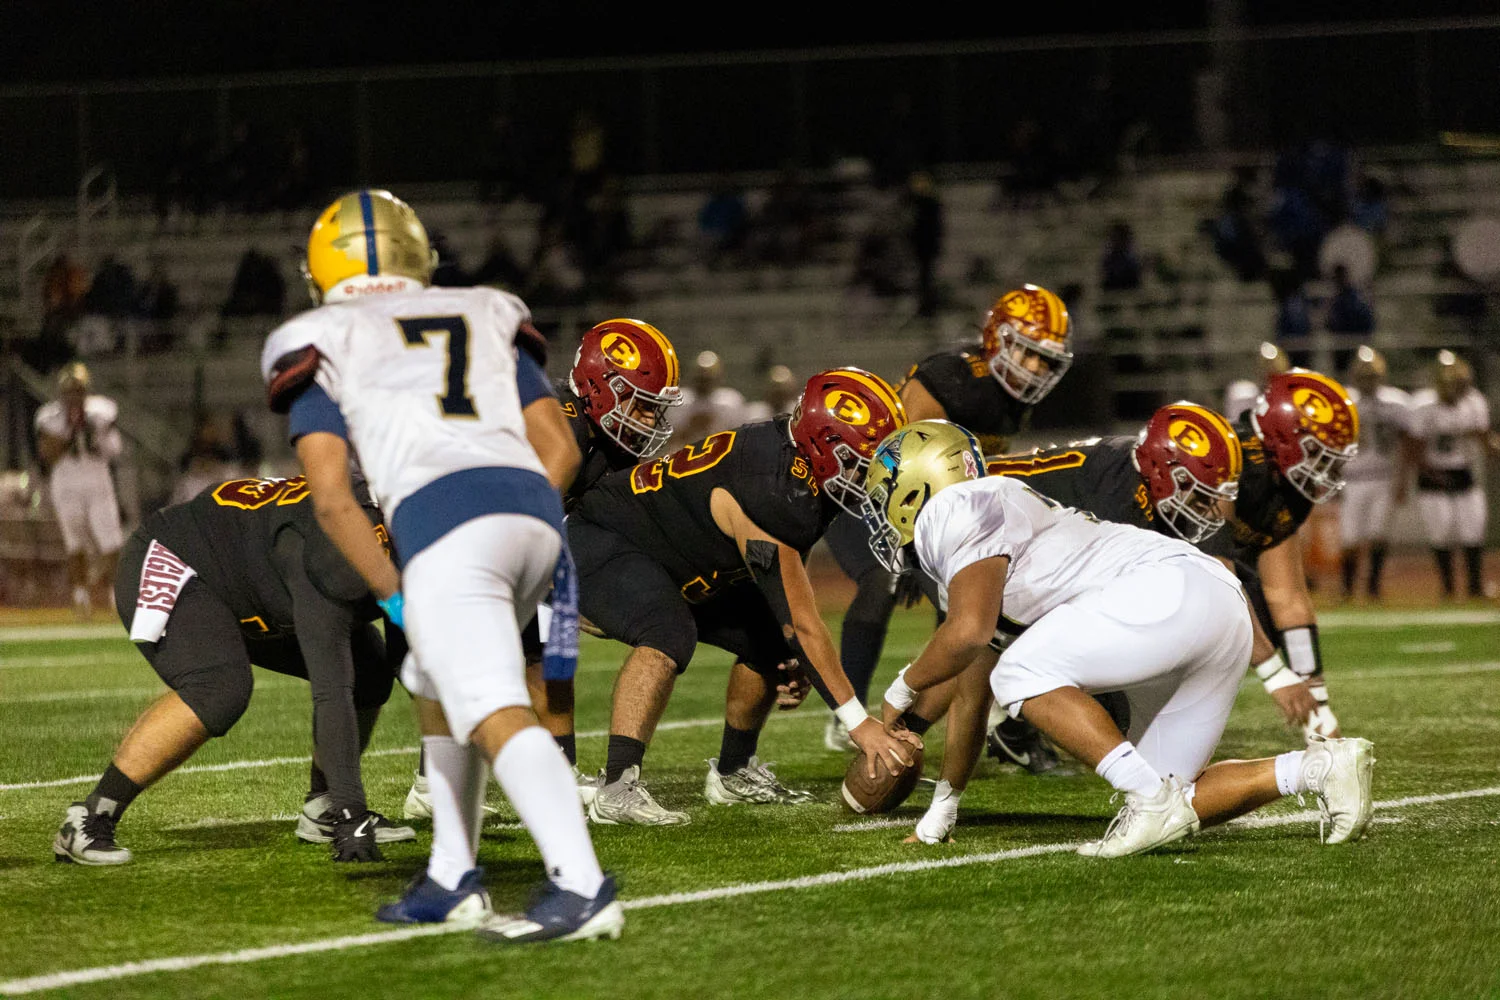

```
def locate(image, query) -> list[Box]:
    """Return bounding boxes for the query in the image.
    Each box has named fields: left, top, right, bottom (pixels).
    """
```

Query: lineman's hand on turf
left=892, top=568, right=927, bottom=609
left=851, top=718, right=922, bottom=780
left=331, top=811, right=384, bottom=863
left=774, top=659, right=810, bottom=710
left=1268, top=679, right=1319, bottom=729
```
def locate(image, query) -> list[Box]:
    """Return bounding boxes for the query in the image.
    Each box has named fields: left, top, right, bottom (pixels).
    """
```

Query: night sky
left=3, top=0, right=1496, bottom=85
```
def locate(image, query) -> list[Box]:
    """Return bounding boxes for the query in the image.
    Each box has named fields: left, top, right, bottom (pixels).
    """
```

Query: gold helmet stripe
left=834, top=369, right=907, bottom=424
left=358, top=191, right=380, bottom=276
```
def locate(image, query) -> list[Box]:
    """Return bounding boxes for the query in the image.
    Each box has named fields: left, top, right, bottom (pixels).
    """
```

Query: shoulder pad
left=516, top=320, right=548, bottom=367
left=267, top=347, right=320, bottom=414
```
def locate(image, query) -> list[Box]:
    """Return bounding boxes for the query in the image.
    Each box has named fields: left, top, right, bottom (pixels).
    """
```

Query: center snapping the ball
left=840, top=743, right=924, bottom=814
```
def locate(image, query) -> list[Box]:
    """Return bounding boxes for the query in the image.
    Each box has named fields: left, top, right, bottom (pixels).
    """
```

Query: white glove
left=913, top=779, right=961, bottom=844
left=1303, top=678, right=1340, bottom=740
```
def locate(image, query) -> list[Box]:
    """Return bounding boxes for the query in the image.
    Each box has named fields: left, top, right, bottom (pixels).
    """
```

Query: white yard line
left=5, top=784, right=1497, bottom=995
left=0, top=624, right=127, bottom=642
left=1396, top=641, right=1457, bottom=655
left=0, top=714, right=815, bottom=792
left=0, top=653, right=139, bottom=671
left=1315, top=608, right=1500, bottom=629
left=1335, top=660, right=1500, bottom=681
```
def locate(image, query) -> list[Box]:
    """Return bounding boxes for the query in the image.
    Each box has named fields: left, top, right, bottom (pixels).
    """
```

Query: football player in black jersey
left=1199, top=369, right=1360, bottom=739
left=567, top=368, right=919, bottom=824
left=52, top=472, right=409, bottom=866
left=821, top=284, right=1074, bottom=752
left=402, top=317, right=684, bottom=818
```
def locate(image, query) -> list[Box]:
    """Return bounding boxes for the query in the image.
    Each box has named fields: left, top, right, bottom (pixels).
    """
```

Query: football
left=840, top=743, right=924, bottom=814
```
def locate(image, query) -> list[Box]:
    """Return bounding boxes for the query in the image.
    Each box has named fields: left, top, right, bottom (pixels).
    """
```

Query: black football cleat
left=986, top=718, right=1062, bottom=775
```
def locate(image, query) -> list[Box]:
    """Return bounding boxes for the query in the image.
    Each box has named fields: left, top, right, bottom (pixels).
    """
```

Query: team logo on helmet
left=1168, top=419, right=1212, bottom=457
left=1293, top=387, right=1336, bottom=424
left=997, top=286, right=1068, bottom=345
left=600, top=331, right=642, bottom=371
left=826, top=389, right=871, bottom=426
left=961, top=448, right=980, bottom=479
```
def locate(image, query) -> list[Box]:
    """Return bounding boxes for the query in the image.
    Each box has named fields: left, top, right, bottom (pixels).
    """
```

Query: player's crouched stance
left=264, top=189, right=619, bottom=942
left=864, top=421, right=1375, bottom=856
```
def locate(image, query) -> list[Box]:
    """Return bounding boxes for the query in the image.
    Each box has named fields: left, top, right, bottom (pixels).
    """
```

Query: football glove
left=330, top=809, right=384, bottom=863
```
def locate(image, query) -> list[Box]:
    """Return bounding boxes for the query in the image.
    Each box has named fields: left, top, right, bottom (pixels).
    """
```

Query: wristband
left=882, top=664, right=917, bottom=714
left=1255, top=653, right=1301, bottom=693
left=377, top=592, right=405, bottom=629
left=835, top=697, right=869, bottom=733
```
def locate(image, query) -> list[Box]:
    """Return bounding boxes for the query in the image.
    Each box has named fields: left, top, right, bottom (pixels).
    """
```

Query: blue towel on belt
left=543, top=543, right=579, bottom=681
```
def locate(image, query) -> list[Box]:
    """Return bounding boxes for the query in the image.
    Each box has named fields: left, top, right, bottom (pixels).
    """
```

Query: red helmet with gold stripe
left=1133, top=401, right=1243, bottom=543
left=1251, top=368, right=1359, bottom=503
left=980, top=284, right=1073, bottom=404
left=570, top=318, right=683, bottom=458
left=791, top=368, right=907, bottom=515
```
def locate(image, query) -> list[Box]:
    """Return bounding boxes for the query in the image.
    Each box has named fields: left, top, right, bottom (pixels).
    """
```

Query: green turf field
left=2, top=607, right=1499, bottom=998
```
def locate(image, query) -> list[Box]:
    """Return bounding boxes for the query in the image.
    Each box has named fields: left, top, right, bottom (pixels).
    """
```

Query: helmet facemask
left=822, top=440, right=873, bottom=517
left=1285, top=434, right=1355, bottom=503
left=597, top=373, right=681, bottom=458
left=987, top=322, right=1073, bottom=404
left=1157, top=467, right=1238, bottom=544
left=859, top=480, right=907, bottom=573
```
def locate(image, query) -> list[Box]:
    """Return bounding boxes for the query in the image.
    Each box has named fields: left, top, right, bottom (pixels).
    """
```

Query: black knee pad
left=631, top=617, right=696, bottom=673
left=180, top=670, right=254, bottom=737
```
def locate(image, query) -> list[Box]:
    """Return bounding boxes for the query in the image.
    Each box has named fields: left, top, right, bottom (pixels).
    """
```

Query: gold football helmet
left=860, top=419, right=986, bottom=572
left=302, top=189, right=437, bottom=304
left=1435, top=349, right=1474, bottom=405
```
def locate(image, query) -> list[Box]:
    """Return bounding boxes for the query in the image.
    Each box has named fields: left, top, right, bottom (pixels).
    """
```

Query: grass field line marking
left=0, top=842, right=1077, bottom=995
left=6, top=785, right=1500, bottom=994
left=0, top=676, right=306, bottom=705
left=1396, top=641, right=1457, bottom=655
left=1315, top=608, right=1500, bottom=629
left=0, top=653, right=139, bottom=671
left=0, top=624, right=126, bottom=642
left=1336, top=660, right=1500, bottom=681
left=0, top=713, right=818, bottom=792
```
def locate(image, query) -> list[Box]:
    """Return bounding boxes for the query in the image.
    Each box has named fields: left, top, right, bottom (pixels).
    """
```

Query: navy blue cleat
left=376, top=867, right=491, bottom=926
left=477, top=873, right=625, bottom=943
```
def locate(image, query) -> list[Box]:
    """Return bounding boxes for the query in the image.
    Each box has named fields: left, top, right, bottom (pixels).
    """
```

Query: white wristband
left=1255, top=654, right=1301, bottom=693
left=1254, top=653, right=1288, bottom=681
left=835, top=697, right=869, bottom=733
left=882, top=665, right=917, bottom=714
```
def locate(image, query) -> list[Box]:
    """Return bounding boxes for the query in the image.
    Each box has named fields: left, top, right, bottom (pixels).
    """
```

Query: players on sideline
left=1403, top=351, right=1498, bottom=600
left=822, top=284, right=1074, bottom=752
left=565, top=367, right=919, bottom=824
left=261, top=189, right=620, bottom=942
left=862, top=420, right=1375, bottom=853
left=53, top=471, right=411, bottom=865
left=1339, top=346, right=1413, bottom=602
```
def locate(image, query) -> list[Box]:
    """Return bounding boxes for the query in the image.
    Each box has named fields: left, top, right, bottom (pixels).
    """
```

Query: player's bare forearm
left=778, top=546, right=856, bottom=705
left=903, top=557, right=1007, bottom=694
left=897, top=378, right=947, bottom=423
left=296, top=433, right=400, bottom=600
left=940, top=654, right=997, bottom=792
left=523, top=397, right=582, bottom=493
left=1258, top=536, right=1315, bottom=628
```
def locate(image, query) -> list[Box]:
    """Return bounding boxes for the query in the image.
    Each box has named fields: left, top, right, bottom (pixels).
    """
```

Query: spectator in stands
left=220, top=248, right=286, bottom=318
left=751, top=164, right=823, bottom=268
left=1326, top=263, right=1375, bottom=336
left=905, top=170, right=944, bottom=317
left=1266, top=174, right=1327, bottom=284
left=698, top=177, right=750, bottom=270
left=29, top=254, right=88, bottom=372
left=1350, top=172, right=1389, bottom=238
left=1099, top=219, right=1144, bottom=291
left=1205, top=168, right=1268, bottom=283
left=85, top=256, right=141, bottom=320
left=576, top=174, right=635, bottom=302
left=1270, top=267, right=1313, bottom=362
left=33, top=363, right=124, bottom=619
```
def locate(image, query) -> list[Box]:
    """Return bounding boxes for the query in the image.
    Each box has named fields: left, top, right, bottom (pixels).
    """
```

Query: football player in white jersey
left=1338, top=346, right=1413, bottom=601
left=261, top=190, right=621, bottom=943
left=1221, top=341, right=1290, bottom=424
left=862, top=420, right=1375, bottom=856
left=1402, top=351, right=1499, bottom=600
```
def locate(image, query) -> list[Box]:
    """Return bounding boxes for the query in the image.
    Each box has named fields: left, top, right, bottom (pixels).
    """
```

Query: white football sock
left=493, top=726, right=605, bottom=899
left=1275, top=750, right=1308, bottom=797
left=423, top=735, right=485, bottom=892
left=1095, top=741, right=1164, bottom=797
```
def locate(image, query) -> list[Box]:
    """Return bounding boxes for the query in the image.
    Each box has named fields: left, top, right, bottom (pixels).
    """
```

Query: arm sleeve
left=272, top=527, right=367, bottom=814
left=516, top=350, right=556, bottom=408
left=287, top=382, right=350, bottom=444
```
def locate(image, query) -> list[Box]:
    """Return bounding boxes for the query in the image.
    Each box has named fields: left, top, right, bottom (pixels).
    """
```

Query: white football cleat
left=1301, top=735, right=1375, bottom=844
left=703, top=757, right=815, bottom=805
left=588, top=766, right=690, bottom=826
left=574, top=766, right=599, bottom=808
left=1077, top=778, right=1200, bottom=858
left=54, top=803, right=132, bottom=865
left=403, top=771, right=432, bottom=820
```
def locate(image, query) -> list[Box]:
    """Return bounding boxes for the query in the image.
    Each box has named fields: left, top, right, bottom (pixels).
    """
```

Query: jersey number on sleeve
left=630, top=431, right=737, bottom=494
left=397, top=316, right=478, bottom=418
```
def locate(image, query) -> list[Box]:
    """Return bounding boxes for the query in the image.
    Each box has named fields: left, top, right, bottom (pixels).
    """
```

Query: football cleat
left=376, top=868, right=492, bottom=925
left=703, top=758, right=816, bottom=806
left=53, top=803, right=132, bottom=866
left=477, top=873, right=625, bottom=944
left=823, top=714, right=856, bottom=752
left=1077, top=778, right=1200, bottom=858
left=404, top=771, right=432, bottom=820
left=588, top=766, right=690, bottom=826
left=574, top=766, right=600, bottom=808
left=985, top=718, right=1063, bottom=775
left=1302, top=735, right=1375, bottom=844
left=296, top=794, right=415, bottom=845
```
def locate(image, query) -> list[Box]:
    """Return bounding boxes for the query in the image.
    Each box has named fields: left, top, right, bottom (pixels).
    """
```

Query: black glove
left=892, top=568, right=927, bottom=609
left=330, top=808, right=384, bottom=863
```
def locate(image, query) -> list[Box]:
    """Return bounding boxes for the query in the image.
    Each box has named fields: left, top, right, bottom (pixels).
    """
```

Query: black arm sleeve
left=272, top=528, right=368, bottom=815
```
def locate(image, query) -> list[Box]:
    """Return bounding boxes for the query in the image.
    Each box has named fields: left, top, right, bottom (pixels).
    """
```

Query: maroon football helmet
left=790, top=368, right=907, bottom=514
left=569, top=318, right=682, bottom=458
left=1251, top=369, right=1359, bottom=503
left=1132, top=402, right=1243, bottom=543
